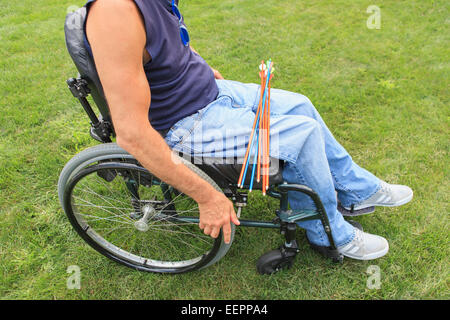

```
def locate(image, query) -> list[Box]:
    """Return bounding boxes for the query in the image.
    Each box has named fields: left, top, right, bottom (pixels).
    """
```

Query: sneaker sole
left=347, top=191, right=413, bottom=211
left=338, top=204, right=375, bottom=217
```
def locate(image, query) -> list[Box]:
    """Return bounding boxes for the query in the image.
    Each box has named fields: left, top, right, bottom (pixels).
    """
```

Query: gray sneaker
left=338, top=228, right=389, bottom=260
left=345, top=181, right=413, bottom=211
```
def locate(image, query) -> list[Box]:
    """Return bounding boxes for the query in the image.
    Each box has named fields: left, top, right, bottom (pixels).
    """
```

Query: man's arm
left=86, top=0, right=239, bottom=242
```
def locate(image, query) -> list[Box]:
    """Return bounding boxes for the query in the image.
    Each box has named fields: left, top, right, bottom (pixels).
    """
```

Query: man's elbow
left=114, top=119, right=160, bottom=153
left=115, top=127, right=143, bottom=153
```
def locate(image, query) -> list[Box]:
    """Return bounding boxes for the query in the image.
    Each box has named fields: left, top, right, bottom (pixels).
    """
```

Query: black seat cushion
left=190, top=156, right=284, bottom=189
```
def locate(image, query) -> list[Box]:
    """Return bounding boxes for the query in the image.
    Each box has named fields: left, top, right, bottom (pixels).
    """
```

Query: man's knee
left=295, top=115, right=321, bottom=131
left=285, top=116, right=323, bottom=146
left=296, top=95, right=318, bottom=118
left=277, top=114, right=321, bottom=135
left=295, top=116, right=325, bottom=146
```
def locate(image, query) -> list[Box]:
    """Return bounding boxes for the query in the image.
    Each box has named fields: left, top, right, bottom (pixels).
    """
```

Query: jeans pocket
left=165, top=115, right=192, bottom=144
left=231, top=101, right=245, bottom=108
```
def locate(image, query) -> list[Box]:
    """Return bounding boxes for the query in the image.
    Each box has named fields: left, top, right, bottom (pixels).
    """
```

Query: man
left=85, top=0, right=413, bottom=260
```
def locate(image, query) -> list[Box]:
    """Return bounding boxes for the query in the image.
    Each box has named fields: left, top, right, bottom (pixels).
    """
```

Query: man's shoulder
left=89, top=0, right=139, bottom=14
left=86, top=0, right=146, bottom=46
left=88, top=0, right=144, bottom=29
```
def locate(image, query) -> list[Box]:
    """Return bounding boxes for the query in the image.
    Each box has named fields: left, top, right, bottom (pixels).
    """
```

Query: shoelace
left=354, top=228, right=364, bottom=245
left=379, top=181, right=392, bottom=194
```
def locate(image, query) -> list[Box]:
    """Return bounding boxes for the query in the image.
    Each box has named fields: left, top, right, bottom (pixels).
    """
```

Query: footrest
left=346, top=219, right=363, bottom=231
left=308, top=242, right=343, bottom=263
left=337, top=202, right=375, bottom=216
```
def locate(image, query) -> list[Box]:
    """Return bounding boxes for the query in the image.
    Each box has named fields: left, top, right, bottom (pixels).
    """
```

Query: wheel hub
left=134, top=205, right=158, bottom=232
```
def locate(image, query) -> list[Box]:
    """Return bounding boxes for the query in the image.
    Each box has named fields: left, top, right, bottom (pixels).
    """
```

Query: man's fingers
left=198, top=196, right=238, bottom=244
left=222, top=222, right=232, bottom=244
left=213, top=69, right=224, bottom=80
left=231, top=210, right=241, bottom=226
left=203, top=226, right=211, bottom=236
left=210, top=227, right=221, bottom=239
left=230, top=207, right=240, bottom=226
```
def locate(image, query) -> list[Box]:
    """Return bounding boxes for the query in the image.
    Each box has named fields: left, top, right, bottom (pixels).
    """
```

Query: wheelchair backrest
left=64, top=7, right=111, bottom=124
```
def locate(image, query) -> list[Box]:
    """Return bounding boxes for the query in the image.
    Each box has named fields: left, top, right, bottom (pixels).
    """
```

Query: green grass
left=0, top=0, right=449, bottom=299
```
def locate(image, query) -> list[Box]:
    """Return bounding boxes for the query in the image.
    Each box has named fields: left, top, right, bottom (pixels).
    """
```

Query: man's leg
left=271, top=115, right=355, bottom=247
left=218, top=80, right=412, bottom=209
left=265, top=85, right=412, bottom=210
left=208, top=80, right=381, bottom=207
left=260, top=86, right=381, bottom=208
left=165, top=79, right=389, bottom=258
left=165, top=82, right=353, bottom=247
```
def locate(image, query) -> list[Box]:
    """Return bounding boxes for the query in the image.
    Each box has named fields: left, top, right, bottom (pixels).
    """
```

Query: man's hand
left=198, top=190, right=240, bottom=244
left=211, top=68, right=224, bottom=80
left=190, top=45, right=224, bottom=80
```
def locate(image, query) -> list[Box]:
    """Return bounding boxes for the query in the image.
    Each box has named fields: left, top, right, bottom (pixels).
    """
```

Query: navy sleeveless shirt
left=84, top=0, right=219, bottom=131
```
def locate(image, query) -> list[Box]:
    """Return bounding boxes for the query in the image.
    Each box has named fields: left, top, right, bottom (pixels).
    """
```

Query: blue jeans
left=165, top=80, right=381, bottom=247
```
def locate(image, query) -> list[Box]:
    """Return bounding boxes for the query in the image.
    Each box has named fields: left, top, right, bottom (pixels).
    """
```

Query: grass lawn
left=0, top=0, right=449, bottom=299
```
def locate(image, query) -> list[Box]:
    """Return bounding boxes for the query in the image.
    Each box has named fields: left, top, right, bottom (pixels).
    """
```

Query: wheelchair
left=59, top=8, right=370, bottom=275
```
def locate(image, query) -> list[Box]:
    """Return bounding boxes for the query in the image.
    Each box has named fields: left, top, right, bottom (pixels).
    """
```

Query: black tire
left=256, top=249, right=292, bottom=275
left=58, top=143, right=235, bottom=273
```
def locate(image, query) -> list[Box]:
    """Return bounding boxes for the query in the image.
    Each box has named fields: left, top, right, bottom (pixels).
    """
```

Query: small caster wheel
left=256, top=247, right=297, bottom=275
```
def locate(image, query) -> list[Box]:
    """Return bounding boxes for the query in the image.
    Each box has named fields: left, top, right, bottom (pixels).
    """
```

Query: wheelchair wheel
left=58, top=143, right=235, bottom=273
